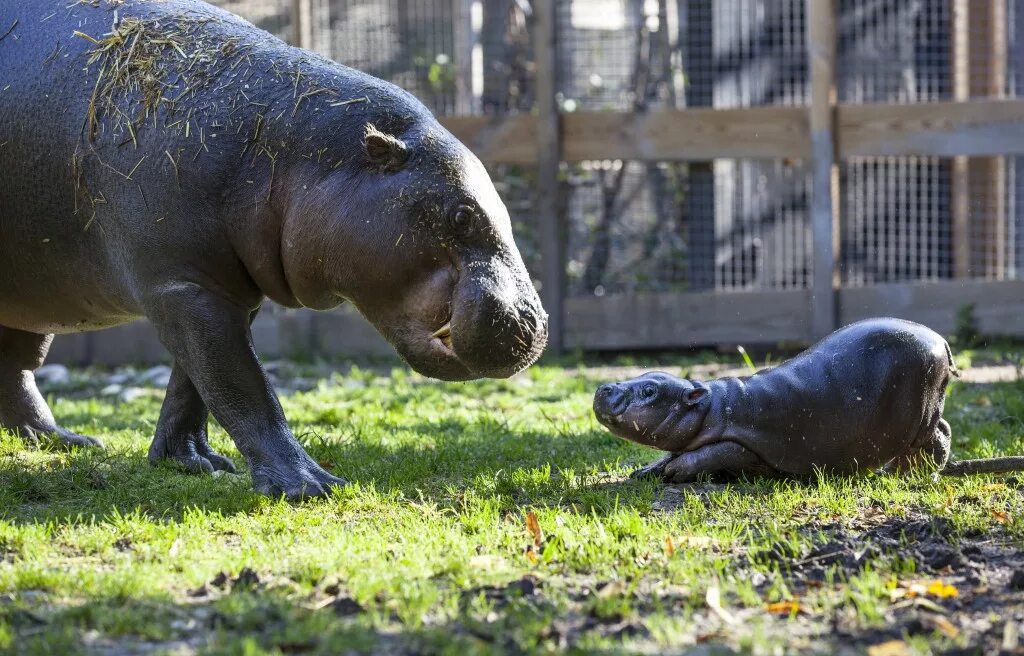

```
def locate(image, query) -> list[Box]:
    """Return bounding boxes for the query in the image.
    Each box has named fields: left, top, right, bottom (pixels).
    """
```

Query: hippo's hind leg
left=661, top=441, right=776, bottom=484
left=148, top=307, right=262, bottom=474
left=887, top=414, right=952, bottom=474
left=147, top=363, right=236, bottom=474
left=0, top=327, right=102, bottom=448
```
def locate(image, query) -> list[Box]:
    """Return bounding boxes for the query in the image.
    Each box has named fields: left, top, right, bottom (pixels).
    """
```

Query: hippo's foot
left=12, top=424, right=103, bottom=450
left=629, top=453, right=676, bottom=480
left=249, top=445, right=346, bottom=501
left=149, top=429, right=236, bottom=475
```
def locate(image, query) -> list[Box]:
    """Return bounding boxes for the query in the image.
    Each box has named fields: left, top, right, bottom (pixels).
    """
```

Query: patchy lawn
left=1, top=348, right=1023, bottom=655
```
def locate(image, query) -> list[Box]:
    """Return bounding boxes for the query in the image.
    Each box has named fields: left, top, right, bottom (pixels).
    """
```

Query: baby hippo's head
left=593, top=372, right=710, bottom=452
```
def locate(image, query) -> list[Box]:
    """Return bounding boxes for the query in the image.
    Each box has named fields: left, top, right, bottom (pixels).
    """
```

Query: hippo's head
left=281, top=121, right=547, bottom=381
left=593, top=373, right=710, bottom=451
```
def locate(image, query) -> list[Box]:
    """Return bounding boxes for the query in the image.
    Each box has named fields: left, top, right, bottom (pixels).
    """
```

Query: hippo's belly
left=0, top=212, right=142, bottom=334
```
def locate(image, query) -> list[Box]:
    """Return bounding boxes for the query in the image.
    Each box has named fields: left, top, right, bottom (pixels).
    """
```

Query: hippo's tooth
left=441, top=334, right=453, bottom=350
left=431, top=322, right=452, bottom=339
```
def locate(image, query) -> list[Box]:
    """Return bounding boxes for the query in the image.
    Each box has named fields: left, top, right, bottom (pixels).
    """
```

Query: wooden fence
left=442, top=0, right=1024, bottom=352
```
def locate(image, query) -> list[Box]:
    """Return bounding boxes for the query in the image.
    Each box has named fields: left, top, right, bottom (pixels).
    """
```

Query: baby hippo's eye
left=641, top=384, right=658, bottom=399
left=450, top=204, right=475, bottom=234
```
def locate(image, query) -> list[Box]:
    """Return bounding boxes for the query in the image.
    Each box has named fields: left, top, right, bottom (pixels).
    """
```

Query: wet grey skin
left=594, top=318, right=1024, bottom=483
left=0, top=0, right=547, bottom=500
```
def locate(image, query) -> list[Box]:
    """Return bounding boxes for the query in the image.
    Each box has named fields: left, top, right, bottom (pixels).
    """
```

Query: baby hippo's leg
left=629, top=453, right=676, bottom=480
left=886, top=416, right=952, bottom=474
left=662, top=441, right=775, bottom=483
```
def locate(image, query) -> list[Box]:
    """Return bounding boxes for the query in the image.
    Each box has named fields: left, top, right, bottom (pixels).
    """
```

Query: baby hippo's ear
left=363, top=123, right=409, bottom=172
left=685, top=382, right=709, bottom=405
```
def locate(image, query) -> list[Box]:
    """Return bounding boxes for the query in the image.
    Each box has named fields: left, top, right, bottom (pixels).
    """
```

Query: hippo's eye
left=450, top=205, right=475, bottom=234
left=641, top=384, right=658, bottom=399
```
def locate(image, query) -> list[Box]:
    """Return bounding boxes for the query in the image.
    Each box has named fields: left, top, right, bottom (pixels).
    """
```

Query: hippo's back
left=731, top=318, right=953, bottom=475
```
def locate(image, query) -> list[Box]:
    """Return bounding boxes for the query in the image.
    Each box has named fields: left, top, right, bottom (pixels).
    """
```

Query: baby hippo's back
left=734, top=318, right=955, bottom=474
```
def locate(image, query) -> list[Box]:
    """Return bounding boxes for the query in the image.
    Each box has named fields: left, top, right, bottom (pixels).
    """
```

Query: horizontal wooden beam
left=838, top=279, right=1024, bottom=336
left=837, top=99, right=1024, bottom=158
left=441, top=107, right=809, bottom=163
left=440, top=99, right=1024, bottom=164
left=565, top=289, right=812, bottom=349
left=439, top=115, right=538, bottom=165
left=561, top=106, right=810, bottom=161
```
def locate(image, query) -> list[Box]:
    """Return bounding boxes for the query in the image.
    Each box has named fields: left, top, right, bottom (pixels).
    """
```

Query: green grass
left=0, top=353, right=1022, bottom=655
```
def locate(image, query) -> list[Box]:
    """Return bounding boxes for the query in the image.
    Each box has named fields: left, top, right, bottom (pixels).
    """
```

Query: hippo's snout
left=450, top=286, right=548, bottom=379
left=594, top=383, right=630, bottom=420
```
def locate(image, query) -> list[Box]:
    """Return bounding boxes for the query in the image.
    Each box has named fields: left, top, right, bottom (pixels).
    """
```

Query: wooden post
left=534, top=0, right=564, bottom=353
left=953, top=0, right=1008, bottom=279
left=453, top=0, right=474, bottom=114
left=291, top=0, right=313, bottom=50
left=807, top=0, right=838, bottom=339
left=951, top=0, right=970, bottom=278
left=969, top=0, right=1007, bottom=279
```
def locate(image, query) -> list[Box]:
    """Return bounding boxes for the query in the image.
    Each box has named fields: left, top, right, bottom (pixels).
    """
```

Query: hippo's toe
left=250, top=461, right=347, bottom=502
left=148, top=430, right=235, bottom=475
left=49, top=428, right=104, bottom=450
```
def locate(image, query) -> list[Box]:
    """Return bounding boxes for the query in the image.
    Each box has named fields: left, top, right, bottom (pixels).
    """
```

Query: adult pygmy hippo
left=594, top=318, right=1024, bottom=483
left=0, top=0, right=547, bottom=499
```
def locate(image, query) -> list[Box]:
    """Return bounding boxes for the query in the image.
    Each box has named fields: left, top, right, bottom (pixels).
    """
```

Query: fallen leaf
left=525, top=511, right=543, bottom=547
left=926, top=580, right=959, bottom=599
left=765, top=600, right=800, bottom=615
left=976, top=396, right=993, bottom=407
left=705, top=583, right=737, bottom=625
left=867, top=641, right=911, bottom=656
left=928, top=615, right=960, bottom=639
left=664, top=536, right=675, bottom=558
left=525, top=545, right=538, bottom=565
left=597, top=580, right=627, bottom=599
left=992, top=509, right=1011, bottom=524
left=1003, top=621, right=1020, bottom=651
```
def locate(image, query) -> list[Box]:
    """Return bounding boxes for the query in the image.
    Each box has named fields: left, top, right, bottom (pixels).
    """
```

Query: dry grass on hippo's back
left=0, top=352, right=1021, bottom=654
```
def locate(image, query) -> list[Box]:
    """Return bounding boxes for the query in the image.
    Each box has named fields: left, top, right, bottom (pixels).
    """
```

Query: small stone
left=232, top=567, right=260, bottom=590
left=329, top=597, right=364, bottom=616
left=100, top=384, right=123, bottom=397
left=107, top=373, right=133, bottom=385
left=119, top=387, right=146, bottom=403
left=137, top=365, right=172, bottom=387
left=34, top=364, right=70, bottom=386
left=1009, top=570, right=1024, bottom=591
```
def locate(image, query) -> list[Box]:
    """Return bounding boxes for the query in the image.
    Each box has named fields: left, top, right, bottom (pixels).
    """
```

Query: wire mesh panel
left=837, top=0, right=1022, bottom=285
left=565, top=160, right=812, bottom=296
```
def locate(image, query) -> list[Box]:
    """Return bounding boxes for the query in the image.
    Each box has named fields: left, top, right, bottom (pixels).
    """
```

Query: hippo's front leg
left=661, top=442, right=776, bottom=483
left=146, top=283, right=345, bottom=500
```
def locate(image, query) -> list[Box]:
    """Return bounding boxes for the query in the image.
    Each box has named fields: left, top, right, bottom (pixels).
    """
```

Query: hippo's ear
left=363, top=123, right=409, bottom=172
left=685, top=385, right=708, bottom=405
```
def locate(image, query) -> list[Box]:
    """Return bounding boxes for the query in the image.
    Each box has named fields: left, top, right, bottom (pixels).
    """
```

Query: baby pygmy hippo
left=593, top=318, right=1024, bottom=483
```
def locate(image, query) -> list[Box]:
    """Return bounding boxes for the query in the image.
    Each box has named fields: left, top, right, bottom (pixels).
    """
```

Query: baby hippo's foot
left=249, top=441, right=346, bottom=501
left=630, top=453, right=675, bottom=480
left=149, top=428, right=236, bottom=474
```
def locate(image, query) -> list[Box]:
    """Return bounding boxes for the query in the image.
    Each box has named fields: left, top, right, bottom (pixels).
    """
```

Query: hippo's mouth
left=430, top=321, right=454, bottom=352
